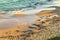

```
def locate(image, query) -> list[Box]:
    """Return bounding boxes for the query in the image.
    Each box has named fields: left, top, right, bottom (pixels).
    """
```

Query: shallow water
left=0, top=15, right=38, bottom=29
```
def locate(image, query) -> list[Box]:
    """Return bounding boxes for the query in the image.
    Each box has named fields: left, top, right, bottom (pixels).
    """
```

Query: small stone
left=32, top=24, right=40, bottom=27
left=42, top=21, right=45, bottom=24
left=15, top=30, right=20, bottom=32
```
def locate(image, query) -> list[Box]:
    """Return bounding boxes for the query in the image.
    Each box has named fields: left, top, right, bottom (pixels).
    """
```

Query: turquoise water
left=0, top=0, right=52, bottom=11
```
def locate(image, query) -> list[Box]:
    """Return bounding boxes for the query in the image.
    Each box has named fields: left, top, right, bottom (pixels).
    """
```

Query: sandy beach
left=0, top=7, right=59, bottom=40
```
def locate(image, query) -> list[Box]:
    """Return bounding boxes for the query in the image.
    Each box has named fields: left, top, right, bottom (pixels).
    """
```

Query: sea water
left=0, top=0, right=60, bottom=16
left=0, top=0, right=52, bottom=11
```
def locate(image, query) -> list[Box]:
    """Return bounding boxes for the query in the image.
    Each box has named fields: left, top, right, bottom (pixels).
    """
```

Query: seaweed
left=48, top=36, right=60, bottom=40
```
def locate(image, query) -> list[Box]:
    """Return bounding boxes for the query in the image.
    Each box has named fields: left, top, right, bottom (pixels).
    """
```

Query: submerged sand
left=0, top=15, right=38, bottom=29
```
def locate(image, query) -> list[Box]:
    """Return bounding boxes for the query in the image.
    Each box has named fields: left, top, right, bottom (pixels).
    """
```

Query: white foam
left=7, top=8, right=56, bottom=16
left=22, top=8, right=56, bottom=15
